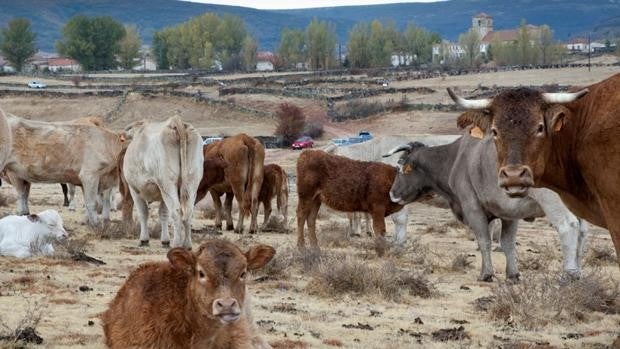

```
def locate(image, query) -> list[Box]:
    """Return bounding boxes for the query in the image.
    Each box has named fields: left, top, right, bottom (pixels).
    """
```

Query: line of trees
left=151, top=13, right=257, bottom=71
left=277, top=19, right=337, bottom=70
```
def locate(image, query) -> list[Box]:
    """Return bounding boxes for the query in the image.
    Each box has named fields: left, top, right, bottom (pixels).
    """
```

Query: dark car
left=292, top=136, right=314, bottom=150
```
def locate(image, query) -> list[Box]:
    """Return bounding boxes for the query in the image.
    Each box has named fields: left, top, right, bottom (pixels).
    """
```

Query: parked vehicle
left=358, top=131, right=373, bottom=141
left=292, top=136, right=314, bottom=150
left=27, top=81, right=47, bottom=89
left=203, top=137, right=223, bottom=145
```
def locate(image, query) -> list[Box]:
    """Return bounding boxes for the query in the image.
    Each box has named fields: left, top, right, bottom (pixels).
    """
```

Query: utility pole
left=338, top=44, right=342, bottom=67
left=587, top=34, right=591, bottom=72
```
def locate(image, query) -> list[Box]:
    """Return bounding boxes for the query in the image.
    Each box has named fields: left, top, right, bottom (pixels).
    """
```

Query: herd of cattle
left=0, top=72, right=618, bottom=348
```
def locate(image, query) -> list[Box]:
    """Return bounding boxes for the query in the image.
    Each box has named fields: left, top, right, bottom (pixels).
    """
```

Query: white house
left=256, top=51, right=275, bottom=71
left=48, top=58, right=80, bottom=72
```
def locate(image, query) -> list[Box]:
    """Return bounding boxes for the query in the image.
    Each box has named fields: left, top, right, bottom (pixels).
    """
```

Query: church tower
left=472, top=13, right=493, bottom=38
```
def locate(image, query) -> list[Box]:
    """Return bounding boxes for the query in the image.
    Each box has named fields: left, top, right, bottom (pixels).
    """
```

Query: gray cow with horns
left=384, top=133, right=588, bottom=281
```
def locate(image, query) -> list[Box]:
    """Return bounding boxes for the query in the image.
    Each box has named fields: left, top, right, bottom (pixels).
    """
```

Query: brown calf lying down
left=296, top=150, right=403, bottom=256
left=102, top=239, right=275, bottom=349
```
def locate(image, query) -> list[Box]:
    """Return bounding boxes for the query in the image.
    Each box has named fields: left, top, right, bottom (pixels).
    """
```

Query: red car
left=292, top=136, right=314, bottom=150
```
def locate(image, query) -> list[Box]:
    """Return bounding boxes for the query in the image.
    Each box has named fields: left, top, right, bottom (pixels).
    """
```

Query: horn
left=383, top=144, right=412, bottom=158
left=542, top=89, right=589, bottom=104
left=447, top=88, right=491, bottom=110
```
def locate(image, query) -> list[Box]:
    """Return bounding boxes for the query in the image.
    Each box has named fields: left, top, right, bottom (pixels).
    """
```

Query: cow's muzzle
left=498, top=165, right=534, bottom=197
left=213, top=298, right=241, bottom=324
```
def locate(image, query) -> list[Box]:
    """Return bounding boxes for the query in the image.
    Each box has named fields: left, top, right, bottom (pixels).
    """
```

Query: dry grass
left=307, top=253, right=435, bottom=301
left=420, top=223, right=448, bottom=235
left=450, top=253, right=474, bottom=272
left=320, top=220, right=350, bottom=248
left=0, top=299, right=44, bottom=347
left=270, top=339, right=309, bottom=349
left=586, top=243, right=617, bottom=266
left=488, top=268, right=620, bottom=329
left=0, top=194, right=16, bottom=207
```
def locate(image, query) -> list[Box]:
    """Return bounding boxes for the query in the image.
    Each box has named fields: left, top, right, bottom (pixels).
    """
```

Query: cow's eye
left=199, top=270, right=205, bottom=278
left=536, top=123, right=545, bottom=135
left=491, top=128, right=498, bottom=138
left=239, top=271, right=247, bottom=279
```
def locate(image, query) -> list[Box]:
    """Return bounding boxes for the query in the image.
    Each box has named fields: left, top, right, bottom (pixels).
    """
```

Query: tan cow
left=122, top=116, right=203, bottom=248
left=3, top=114, right=123, bottom=225
left=204, top=134, right=265, bottom=234
left=0, top=107, right=11, bottom=173
left=102, top=239, right=275, bottom=349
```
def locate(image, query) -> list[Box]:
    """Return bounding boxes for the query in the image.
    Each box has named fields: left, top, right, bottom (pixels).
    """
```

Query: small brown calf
left=258, top=164, right=289, bottom=228
left=101, top=239, right=275, bottom=349
left=296, top=150, right=403, bottom=256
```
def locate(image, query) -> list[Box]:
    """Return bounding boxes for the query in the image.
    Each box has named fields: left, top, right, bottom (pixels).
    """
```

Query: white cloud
left=181, top=0, right=444, bottom=10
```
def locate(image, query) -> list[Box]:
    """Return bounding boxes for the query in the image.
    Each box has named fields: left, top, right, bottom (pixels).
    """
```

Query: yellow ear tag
left=470, top=126, right=484, bottom=139
left=403, top=164, right=413, bottom=174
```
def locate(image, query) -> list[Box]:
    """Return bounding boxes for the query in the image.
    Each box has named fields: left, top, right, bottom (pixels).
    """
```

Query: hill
left=0, top=0, right=618, bottom=52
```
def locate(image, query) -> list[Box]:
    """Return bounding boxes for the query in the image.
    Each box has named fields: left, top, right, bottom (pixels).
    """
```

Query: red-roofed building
left=48, top=58, right=80, bottom=72
left=256, top=51, right=275, bottom=71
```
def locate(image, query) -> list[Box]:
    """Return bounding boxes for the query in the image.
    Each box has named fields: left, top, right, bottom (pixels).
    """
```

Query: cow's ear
left=168, top=248, right=196, bottom=274
left=545, top=105, right=570, bottom=133
left=27, top=214, right=40, bottom=223
left=245, top=245, right=276, bottom=270
left=457, top=110, right=492, bottom=132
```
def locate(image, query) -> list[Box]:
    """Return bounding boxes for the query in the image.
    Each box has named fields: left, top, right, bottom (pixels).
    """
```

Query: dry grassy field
left=0, top=67, right=618, bottom=349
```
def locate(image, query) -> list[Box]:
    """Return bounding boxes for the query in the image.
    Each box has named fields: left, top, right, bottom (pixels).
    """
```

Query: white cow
left=3, top=114, right=124, bottom=226
left=0, top=209, right=68, bottom=258
left=325, top=135, right=460, bottom=244
left=123, top=116, right=204, bottom=248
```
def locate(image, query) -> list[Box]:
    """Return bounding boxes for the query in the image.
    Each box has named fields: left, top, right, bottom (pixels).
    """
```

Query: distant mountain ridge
left=0, top=0, right=618, bottom=52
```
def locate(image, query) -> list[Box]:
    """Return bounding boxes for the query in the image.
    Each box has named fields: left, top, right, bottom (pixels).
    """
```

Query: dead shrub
left=260, top=246, right=295, bottom=279
left=92, top=221, right=145, bottom=240
left=586, top=243, right=617, bottom=266
left=322, top=339, right=343, bottom=347
left=519, top=255, right=548, bottom=272
left=308, top=254, right=434, bottom=301
left=450, top=253, right=473, bottom=272
left=421, top=223, right=448, bottom=235
left=274, top=103, right=305, bottom=145
left=304, top=121, right=324, bottom=139
left=334, top=100, right=385, bottom=121
left=0, top=299, right=44, bottom=346
left=488, top=268, right=620, bottom=329
left=270, top=339, right=309, bottom=349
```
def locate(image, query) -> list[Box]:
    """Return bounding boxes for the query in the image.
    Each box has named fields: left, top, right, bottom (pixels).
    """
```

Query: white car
left=27, top=81, right=47, bottom=89
left=203, top=137, right=223, bottom=145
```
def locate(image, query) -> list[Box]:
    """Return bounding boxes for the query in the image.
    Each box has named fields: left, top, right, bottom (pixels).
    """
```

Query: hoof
left=477, top=274, right=494, bottom=282
left=374, top=238, right=387, bottom=257
left=161, top=241, right=170, bottom=248
left=234, top=229, right=243, bottom=235
left=226, top=224, right=234, bottom=231
left=507, top=273, right=521, bottom=283
left=139, top=240, right=149, bottom=247
left=248, top=229, right=257, bottom=235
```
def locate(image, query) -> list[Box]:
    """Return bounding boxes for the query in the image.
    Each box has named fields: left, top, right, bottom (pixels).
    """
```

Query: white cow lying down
left=0, top=210, right=68, bottom=258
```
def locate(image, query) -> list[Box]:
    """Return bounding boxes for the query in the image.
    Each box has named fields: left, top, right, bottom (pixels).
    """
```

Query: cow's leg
left=364, top=212, right=373, bottom=236
left=67, top=184, right=76, bottom=211
left=391, top=209, right=408, bottom=245
left=538, top=205, right=582, bottom=279
left=500, top=219, right=520, bottom=281
left=346, top=212, right=356, bottom=238
left=158, top=202, right=171, bottom=247
left=464, top=210, right=494, bottom=281
left=224, top=192, right=234, bottom=231
left=296, top=198, right=310, bottom=249
left=277, top=185, right=288, bottom=225
left=306, top=199, right=321, bottom=250
left=61, top=183, right=69, bottom=207
left=129, top=188, right=150, bottom=246
left=160, top=189, right=183, bottom=248
left=210, top=191, right=224, bottom=230
left=121, top=189, right=134, bottom=229
left=576, top=219, right=588, bottom=271
left=261, top=198, right=272, bottom=228
left=101, top=188, right=112, bottom=223
left=370, top=208, right=388, bottom=257
left=80, top=175, right=100, bottom=226
left=248, top=193, right=260, bottom=235
left=229, top=174, right=247, bottom=234
left=11, top=177, right=31, bottom=215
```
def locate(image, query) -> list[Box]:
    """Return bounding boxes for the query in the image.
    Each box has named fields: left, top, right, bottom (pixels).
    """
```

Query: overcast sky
left=183, top=0, right=444, bottom=10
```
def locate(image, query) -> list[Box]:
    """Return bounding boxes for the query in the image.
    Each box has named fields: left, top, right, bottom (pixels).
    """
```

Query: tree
left=278, top=28, right=306, bottom=68
left=515, top=19, right=538, bottom=66
left=539, top=25, right=553, bottom=65
left=274, top=103, right=306, bottom=145
left=306, top=18, right=336, bottom=70
left=368, top=20, right=392, bottom=67
left=241, top=36, right=257, bottom=71
left=403, top=22, right=437, bottom=67
left=152, top=30, right=170, bottom=69
left=56, top=16, right=125, bottom=71
left=0, top=18, right=36, bottom=72
left=458, top=28, right=480, bottom=68
left=347, top=22, right=372, bottom=68
left=118, top=25, right=141, bottom=70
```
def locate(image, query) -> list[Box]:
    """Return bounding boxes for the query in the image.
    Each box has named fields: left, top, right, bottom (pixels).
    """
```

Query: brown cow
left=198, top=163, right=289, bottom=232
left=448, top=73, right=620, bottom=266
left=296, top=150, right=403, bottom=256
left=101, top=239, right=275, bottom=349
left=259, top=164, right=289, bottom=228
left=203, top=134, right=265, bottom=234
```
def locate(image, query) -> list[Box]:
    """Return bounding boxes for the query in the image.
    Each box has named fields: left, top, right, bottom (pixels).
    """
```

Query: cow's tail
left=172, top=116, right=190, bottom=220
left=243, top=136, right=264, bottom=213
